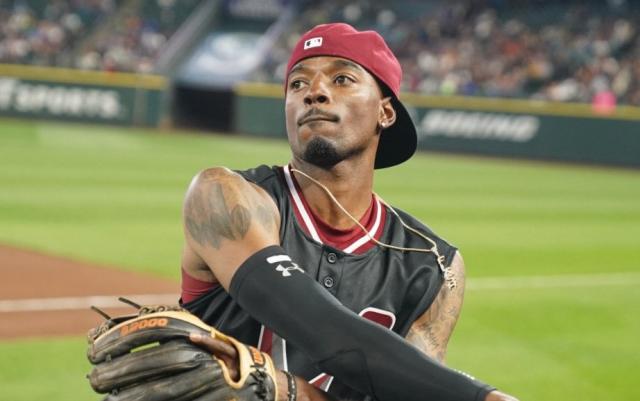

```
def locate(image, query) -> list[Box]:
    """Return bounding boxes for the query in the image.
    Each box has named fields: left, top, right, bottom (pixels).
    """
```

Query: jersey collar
left=283, top=164, right=385, bottom=254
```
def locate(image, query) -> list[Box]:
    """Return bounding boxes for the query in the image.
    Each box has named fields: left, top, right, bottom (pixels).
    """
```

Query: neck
left=290, top=157, right=374, bottom=229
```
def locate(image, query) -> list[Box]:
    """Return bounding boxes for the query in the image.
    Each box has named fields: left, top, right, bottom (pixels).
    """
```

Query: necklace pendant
left=444, top=268, right=457, bottom=290
left=436, top=255, right=456, bottom=290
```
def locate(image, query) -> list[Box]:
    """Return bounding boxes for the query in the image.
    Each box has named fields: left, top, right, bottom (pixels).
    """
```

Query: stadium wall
left=234, top=82, right=640, bottom=167
left=0, top=64, right=167, bottom=126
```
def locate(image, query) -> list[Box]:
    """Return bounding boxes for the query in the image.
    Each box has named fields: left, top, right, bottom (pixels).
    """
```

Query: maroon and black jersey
left=181, top=164, right=457, bottom=400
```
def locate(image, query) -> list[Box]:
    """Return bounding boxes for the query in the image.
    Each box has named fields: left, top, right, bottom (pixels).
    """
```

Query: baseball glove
left=86, top=299, right=278, bottom=401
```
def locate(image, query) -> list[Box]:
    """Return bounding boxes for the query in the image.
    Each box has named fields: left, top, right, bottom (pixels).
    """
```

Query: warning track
left=0, top=244, right=179, bottom=339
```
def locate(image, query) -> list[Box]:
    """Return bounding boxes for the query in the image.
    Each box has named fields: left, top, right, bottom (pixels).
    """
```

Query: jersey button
left=327, top=252, right=337, bottom=263
left=323, top=276, right=335, bottom=288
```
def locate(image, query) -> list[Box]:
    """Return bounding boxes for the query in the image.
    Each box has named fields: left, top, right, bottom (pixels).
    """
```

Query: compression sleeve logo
left=266, top=255, right=304, bottom=277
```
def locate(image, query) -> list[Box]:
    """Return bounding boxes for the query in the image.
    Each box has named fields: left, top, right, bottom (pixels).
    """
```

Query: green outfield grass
left=1, top=118, right=639, bottom=401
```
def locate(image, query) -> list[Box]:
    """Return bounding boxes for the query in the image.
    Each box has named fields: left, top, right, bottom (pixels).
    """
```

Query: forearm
left=183, top=172, right=494, bottom=400
left=406, top=251, right=467, bottom=364
left=230, top=246, right=494, bottom=401
left=276, top=371, right=338, bottom=401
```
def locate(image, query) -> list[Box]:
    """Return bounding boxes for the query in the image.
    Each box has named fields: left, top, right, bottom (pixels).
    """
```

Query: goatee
left=302, top=137, right=344, bottom=168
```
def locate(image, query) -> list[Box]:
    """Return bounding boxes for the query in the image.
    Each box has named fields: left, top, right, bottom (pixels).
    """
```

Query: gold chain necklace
left=290, top=167, right=457, bottom=290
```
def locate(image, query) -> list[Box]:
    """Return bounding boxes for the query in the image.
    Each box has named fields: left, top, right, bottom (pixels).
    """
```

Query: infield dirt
left=0, top=244, right=179, bottom=339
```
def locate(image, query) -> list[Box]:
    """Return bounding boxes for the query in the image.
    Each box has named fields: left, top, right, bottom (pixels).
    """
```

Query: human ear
left=379, top=97, right=397, bottom=129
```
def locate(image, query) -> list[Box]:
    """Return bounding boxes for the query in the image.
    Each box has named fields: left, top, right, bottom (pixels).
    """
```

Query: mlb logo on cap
left=304, top=37, right=323, bottom=50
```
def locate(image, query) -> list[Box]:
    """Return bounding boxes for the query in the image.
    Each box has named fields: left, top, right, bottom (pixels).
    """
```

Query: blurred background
left=0, top=1, right=639, bottom=400
left=1, top=0, right=639, bottom=164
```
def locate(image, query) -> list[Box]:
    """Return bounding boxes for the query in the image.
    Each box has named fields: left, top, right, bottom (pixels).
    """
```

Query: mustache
left=297, top=108, right=340, bottom=126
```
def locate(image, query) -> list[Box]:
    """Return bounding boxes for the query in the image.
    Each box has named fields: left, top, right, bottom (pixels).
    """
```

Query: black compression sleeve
left=229, top=246, right=495, bottom=401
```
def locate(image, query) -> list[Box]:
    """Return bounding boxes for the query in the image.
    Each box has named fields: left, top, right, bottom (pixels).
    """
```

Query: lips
left=297, top=109, right=339, bottom=126
left=299, top=116, right=335, bottom=125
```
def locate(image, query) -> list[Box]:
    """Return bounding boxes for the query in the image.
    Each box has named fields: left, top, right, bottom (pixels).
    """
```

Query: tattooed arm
left=405, top=254, right=519, bottom=401
left=181, top=167, right=334, bottom=401
left=181, top=169, right=516, bottom=401
left=181, top=167, right=280, bottom=288
left=405, top=251, right=466, bottom=364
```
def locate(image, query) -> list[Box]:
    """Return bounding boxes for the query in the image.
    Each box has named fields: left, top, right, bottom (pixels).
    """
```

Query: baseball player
left=179, top=23, right=519, bottom=401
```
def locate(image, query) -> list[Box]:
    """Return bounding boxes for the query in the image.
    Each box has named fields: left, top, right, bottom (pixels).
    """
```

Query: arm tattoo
left=406, top=258, right=465, bottom=363
left=184, top=177, right=253, bottom=249
left=256, top=204, right=277, bottom=231
left=406, top=295, right=446, bottom=362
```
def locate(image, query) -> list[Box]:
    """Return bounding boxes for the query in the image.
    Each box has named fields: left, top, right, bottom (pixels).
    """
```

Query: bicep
left=182, top=167, right=280, bottom=288
left=405, top=251, right=466, bottom=363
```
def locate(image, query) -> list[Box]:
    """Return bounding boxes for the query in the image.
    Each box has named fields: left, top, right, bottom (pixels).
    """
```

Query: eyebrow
left=288, top=63, right=307, bottom=77
left=332, top=59, right=364, bottom=72
left=288, top=59, right=364, bottom=78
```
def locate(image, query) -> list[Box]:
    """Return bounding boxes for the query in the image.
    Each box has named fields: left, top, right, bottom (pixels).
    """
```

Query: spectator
left=2, top=0, right=639, bottom=105
left=252, top=0, right=640, bottom=106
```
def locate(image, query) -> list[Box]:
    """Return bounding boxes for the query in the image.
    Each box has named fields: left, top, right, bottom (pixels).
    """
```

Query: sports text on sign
left=304, top=37, right=323, bottom=50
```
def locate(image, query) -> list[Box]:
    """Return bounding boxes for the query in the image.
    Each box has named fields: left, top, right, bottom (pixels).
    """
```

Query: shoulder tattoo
left=184, top=169, right=275, bottom=249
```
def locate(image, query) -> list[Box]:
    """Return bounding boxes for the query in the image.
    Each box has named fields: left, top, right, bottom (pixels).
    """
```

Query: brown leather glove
left=87, top=303, right=278, bottom=401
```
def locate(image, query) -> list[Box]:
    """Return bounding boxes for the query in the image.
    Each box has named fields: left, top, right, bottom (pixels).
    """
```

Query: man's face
left=285, top=56, right=391, bottom=169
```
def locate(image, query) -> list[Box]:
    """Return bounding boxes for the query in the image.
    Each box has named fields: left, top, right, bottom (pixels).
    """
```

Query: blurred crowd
left=76, top=0, right=200, bottom=73
left=0, top=0, right=118, bottom=67
left=0, top=0, right=199, bottom=72
left=255, top=0, right=640, bottom=106
left=1, top=0, right=639, bottom=105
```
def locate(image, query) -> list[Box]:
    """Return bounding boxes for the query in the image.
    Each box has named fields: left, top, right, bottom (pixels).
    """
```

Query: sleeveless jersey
left=182, top=165, right=457, bottom=400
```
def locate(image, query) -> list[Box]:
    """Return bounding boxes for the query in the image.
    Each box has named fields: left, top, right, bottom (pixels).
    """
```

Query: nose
left=304, top=76, right=330, bottom=105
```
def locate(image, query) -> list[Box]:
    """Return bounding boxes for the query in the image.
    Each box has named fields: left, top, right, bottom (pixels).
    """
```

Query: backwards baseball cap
left=286, top=23, right=417, bottom=169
